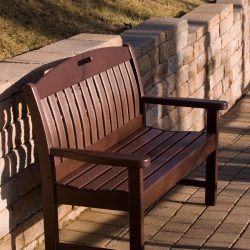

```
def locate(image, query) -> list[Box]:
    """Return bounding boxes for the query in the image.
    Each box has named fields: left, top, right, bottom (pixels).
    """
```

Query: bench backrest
left=24, top=45, right=144, bottom=155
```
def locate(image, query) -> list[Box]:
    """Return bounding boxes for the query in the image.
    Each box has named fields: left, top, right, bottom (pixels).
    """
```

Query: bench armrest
left=142, top=96, right=228, bottom=110
left=50, top=147, right=151, bottom=168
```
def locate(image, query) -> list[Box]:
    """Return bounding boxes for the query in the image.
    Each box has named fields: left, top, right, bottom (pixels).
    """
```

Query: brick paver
left=33, top=88, right=250, bottom=250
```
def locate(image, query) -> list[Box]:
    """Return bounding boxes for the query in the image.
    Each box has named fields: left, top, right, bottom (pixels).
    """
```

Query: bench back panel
left=34, top=46, right=143, bottom=150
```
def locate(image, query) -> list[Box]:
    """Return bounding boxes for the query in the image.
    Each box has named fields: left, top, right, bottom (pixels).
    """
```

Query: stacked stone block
left=0, top=0, right=249, bottom=248
left=122, top=0, right=249, bottom=132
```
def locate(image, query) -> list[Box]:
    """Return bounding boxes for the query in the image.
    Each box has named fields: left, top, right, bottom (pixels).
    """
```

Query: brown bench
left=23, top=45, right=227, bottom=250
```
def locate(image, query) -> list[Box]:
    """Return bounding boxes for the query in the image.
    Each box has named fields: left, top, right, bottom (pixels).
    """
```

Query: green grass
left=0, top=0, right=208, bottom=61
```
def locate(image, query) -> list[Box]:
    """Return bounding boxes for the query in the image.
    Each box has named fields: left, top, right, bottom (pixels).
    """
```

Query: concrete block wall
left=122, top=0, right=249, bottom=131
left=0, top=0, right=249, bottom=249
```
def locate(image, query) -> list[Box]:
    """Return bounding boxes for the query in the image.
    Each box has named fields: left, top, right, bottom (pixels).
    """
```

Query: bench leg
left=43, top=199, right=59, bottom=249
left=129, top=201, right=144, bottom=250
left=205, top=150, right=217, bottom=206
left=128, top=168, right=144, bottom=250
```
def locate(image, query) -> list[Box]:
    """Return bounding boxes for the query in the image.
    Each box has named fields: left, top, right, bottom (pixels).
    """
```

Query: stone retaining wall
left=0, top=0, right=249, bottom=248
left=121, top=0, right=249, bottom=130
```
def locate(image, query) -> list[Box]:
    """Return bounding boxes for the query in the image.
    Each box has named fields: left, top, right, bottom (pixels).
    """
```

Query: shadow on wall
left=0, top=58, right=66, bottom=249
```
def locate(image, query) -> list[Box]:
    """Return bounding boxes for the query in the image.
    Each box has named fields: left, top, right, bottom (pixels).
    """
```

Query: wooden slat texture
left=72, top=84, right=91, bottom=148
left=57, top=126, right=147, bottom=185
left=56, top=91, right=76, bottom=148
left=143, top=133, right=215, bottom=209
left=113, top=66, right=129, bottom=124
left=106, top=69, right=124, bottom=128
left=67, top=128, right=158, bottom=189
left=79, top=80, right=98, bottom=144
left=114, top=132, right=193, bottom=191
left=98, top=129, right=161, bottom=190
left=125, top=61, right=140, bottom=117
left=36, top=46, right=133, bottom=99
left=100, top=72, right=118, bottom=131
left=93, top=75, right=111, bottom=135
left=86, top=77, right=105, bottom=140
left=84, top=131, right=174, bottom=190
left=41, top=98, right=59, bottom=147
left=119, top=62, right=135, bottom=120
left=65, top=87, right=84, bottom=149
left=47, top=94, right=68, bottom=147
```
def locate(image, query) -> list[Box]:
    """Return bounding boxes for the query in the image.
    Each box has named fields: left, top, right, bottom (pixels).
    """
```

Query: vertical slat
left=113, top=66, right=129, bottom=124
left=79, top=80, right=98, bottom=144
left=86, top=78, right=105, bottom=140
left=48, top=94, right=68, bottom=148
left=125, top=61, right=140, bottom=117
left=72, top=84, right=91, bottom=148
left=106, top=69, right=124, bottom=128
left=100, top=72, right=118, bottom=132
left=65, top=87, right=84, bottom=149
left=56, top=91, right=76, bottom=148
left=119, top=63, right=135, bottom=120
left=41, top=98, right=60, bottom=147
left=93, top=75, right=111, bottom=135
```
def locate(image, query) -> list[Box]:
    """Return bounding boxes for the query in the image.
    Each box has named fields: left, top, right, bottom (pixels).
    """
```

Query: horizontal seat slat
left=99, top=131, right=182, bottom=191
left=66, top=128, right=161, bottom=189
left=57, top=130, right=213, bottom=196
left=144, top=133, right=216, bottom=208
left=144, top=133, right=215, bottom=190
left=115, top=131, right=202, bottom=191
left=57, top=126, right=147, bottom=185
left=103, top=131, right=188, bottom=191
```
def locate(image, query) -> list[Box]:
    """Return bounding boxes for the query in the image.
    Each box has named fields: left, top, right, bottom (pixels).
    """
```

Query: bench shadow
left=0, top=58, right=66, bottom=249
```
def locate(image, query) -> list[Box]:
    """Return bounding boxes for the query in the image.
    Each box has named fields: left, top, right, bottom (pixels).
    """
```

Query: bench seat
left=55, top=127, right=215, bottom=211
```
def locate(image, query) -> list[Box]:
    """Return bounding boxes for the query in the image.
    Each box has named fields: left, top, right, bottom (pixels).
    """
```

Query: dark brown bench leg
left=205, top=150, right=217, bottom=206
left=43, top=197, right=59, bottom=249
left=42, top=160, right=59, bottom=249
left=206, top=109, right=218, bottom=206
left=128, top=168, right=144, bottom=250
left=43, top=200, right=59, bottom=249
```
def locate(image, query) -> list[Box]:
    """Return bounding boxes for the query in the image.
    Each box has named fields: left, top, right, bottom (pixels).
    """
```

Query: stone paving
left=37, top=89, right=250, bottom=250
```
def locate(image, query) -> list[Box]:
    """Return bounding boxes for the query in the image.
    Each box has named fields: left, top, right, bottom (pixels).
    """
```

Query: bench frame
left=23, top=44, right=227, bottom=250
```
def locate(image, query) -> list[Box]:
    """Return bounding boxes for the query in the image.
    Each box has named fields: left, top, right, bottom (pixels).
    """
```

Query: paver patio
left=36, top=89, right=250, bottom=250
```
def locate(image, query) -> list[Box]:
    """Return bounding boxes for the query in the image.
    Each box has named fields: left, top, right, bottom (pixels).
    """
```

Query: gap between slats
left=114, top=132, right=203, bottom=191
left=57, top=127, right=149, bottom=185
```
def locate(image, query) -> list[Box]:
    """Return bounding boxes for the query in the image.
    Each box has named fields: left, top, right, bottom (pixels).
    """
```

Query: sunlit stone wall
left=0, top=0, right=248, bottom=248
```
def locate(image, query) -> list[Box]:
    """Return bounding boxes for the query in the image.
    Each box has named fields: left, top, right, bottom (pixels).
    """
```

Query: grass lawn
left=0, top=0, right=209, bottom=61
